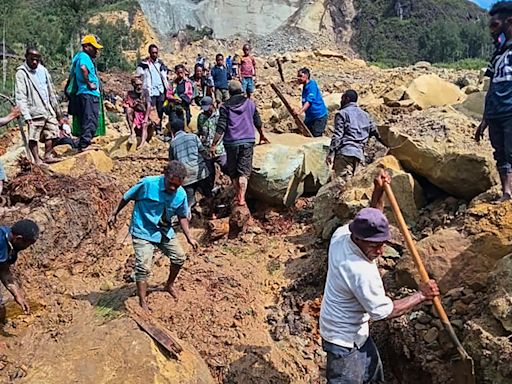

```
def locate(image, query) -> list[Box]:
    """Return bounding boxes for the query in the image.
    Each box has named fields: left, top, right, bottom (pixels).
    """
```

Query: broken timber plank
left=126, top=300, right=183, bottom=358
left=270, top=83, right=312, bottom=137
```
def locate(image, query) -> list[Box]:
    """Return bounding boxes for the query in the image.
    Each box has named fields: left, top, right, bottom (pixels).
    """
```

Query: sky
left=471, top=0, right=494, bottom=9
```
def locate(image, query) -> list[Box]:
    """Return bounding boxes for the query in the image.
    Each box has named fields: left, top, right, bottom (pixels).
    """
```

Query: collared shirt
left=32, top=65, right=50, bottom=104
left=72, top=51, right=100, bottom=97
left=123, top=176, right=189, bottom=243
left=0, top=226, right=18, bottom=265
left=328, top=102, right=379, bottom=161
left=197, top=110, right=225, bottom=157
left=320, top=225, right=393, bottom=348
left=302, top=79, right=327, bottom=123
left=168, top=131, right=210, bottom=186
left=148, top=61, right=164, bottom=97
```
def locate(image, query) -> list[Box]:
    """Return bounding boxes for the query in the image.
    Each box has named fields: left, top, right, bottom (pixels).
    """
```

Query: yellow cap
left=81, top=34, right=103, bottom=49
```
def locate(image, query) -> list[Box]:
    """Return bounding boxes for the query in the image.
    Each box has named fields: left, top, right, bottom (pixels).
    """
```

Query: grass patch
left=434, top=58, right=488, bottom=70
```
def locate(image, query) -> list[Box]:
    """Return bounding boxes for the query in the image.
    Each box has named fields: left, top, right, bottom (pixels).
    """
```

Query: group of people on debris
left=2, top=3, right=512, bottom=382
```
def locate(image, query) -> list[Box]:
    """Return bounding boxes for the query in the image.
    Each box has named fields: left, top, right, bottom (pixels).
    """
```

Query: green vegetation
left=0, top=0, right=141, bottom=79
left=352, top=0, right=493, bottom=66
left=433, top=58, right=489, bottom=70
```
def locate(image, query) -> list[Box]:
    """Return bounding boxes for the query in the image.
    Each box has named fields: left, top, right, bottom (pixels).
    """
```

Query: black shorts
left=305, top=115, right=328, bottom=137
left=225, top=143, right=254, bottom=179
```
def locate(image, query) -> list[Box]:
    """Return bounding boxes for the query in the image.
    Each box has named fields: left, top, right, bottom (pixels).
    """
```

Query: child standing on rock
left=239, top=44, right=256, bottom=99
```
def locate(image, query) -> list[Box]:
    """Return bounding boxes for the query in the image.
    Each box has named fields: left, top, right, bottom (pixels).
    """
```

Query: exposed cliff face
left=138, top=0, right=305, bottom=39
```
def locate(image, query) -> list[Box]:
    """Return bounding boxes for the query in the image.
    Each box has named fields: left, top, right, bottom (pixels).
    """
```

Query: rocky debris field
left=0, top=48, right=510, bottom=384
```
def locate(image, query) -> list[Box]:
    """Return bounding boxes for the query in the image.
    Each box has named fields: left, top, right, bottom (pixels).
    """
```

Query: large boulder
left=323, top=93, right=342, bottom=112
left=49, top=150, right=113, bottom=177
left=249, top=133, right=330, bottom=206
left=455, top=91, right=486, bottom=120
left=404, top=74, right=466, bottom=110
left=21, top=316, right=215, bottom=384
left=379, top=109, right=496, bottom=200
left=313, top=155, right=424, bottom=240
left=396, top=200, right=512, bottom=292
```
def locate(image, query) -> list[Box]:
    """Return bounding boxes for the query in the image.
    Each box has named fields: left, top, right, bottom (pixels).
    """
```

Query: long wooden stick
left=384, top=183, right=475, bottom=379
left=270, top=83, right=312, bottom=137
left=0, top=94, right=32, bottom=161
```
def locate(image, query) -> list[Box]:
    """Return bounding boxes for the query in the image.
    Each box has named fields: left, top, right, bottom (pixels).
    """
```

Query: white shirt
left=319, top=225, right=393, bottom=348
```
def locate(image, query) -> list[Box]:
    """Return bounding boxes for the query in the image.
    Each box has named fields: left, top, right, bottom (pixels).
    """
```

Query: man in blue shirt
left=210, top=54, right=230, bottom=106
left=294, top=67, right=328, bottom=137
left=69, top=34, right=103, bottom=151
left=108, top=161, right=198, bottom=310
left=0, top=219, right=40, bottom=321
left=476, top=2, right=512, bottom=202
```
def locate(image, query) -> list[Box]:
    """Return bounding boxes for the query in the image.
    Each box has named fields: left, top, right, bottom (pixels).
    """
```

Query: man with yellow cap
left=67, top=34, right=103, bottom=152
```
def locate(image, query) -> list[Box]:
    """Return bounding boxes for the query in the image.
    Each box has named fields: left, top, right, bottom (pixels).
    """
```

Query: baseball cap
left=200, top=96, right=214, bottom=111
left=348, top=208, right=390, bottom=242
left=81, top=34, right=103, bottom=49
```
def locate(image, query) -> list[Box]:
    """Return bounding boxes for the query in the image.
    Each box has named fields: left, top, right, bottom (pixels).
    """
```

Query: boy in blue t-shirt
left=294, top=67, right=328, bottom=137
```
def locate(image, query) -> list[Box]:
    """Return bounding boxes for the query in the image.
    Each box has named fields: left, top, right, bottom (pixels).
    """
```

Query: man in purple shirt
left=210, top=80, right=269, bottom=206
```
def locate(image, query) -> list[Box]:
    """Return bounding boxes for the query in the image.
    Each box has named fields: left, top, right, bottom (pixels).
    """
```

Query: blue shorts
left=242, top=77, right=255, bottom=94
left=323, top=337, right=384, bottom=384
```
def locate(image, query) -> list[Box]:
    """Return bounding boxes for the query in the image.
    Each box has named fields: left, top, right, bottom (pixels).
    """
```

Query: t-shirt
left=197, top=110, right=225, bottom=157
left=240, top=55, right=256, bottom=78
left=485, top=43, right=512, bottom=119
left=0, top=226, right=17, bottom=265
left=319, top=225, right=394, bottom=348
left=302, top=79, right=327, bottom=123
left=72, top=51, right=100, bottom=97
left=168, top=131, right=210, bottom=186
left=123, top=176, right=189, bottom=243
left=210, top=65, right=229, bottom=90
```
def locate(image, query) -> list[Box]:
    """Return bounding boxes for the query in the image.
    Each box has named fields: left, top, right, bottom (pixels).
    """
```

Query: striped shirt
left=168, top=131, right=209, bottom=186
left=485, top=43, right=512, bottom=119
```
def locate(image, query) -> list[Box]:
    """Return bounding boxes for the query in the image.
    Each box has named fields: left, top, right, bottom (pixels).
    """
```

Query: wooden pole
left=270, top=83, right=312, bottom=137
left=276, top=58, right=284, bottom=82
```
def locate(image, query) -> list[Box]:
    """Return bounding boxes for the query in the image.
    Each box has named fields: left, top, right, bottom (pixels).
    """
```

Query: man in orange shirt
left=240, top=44, right=256, bottom=99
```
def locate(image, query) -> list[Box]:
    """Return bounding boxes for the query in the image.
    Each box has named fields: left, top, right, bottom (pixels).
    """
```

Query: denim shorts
left=323, top=337, right=384, bottom=384
left=132, top=236, right=186, bottom=281
left=241, top=77, right=255, bottom=94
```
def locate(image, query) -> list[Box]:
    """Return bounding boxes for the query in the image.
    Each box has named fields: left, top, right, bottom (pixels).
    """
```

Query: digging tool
left=383, top=183, right=476, bottom=384
left=270, top=83, right=312, bottom=137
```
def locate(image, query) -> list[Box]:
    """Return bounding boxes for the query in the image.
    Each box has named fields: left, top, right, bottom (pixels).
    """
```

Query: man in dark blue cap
left=319, top=170, right=440, bottom=384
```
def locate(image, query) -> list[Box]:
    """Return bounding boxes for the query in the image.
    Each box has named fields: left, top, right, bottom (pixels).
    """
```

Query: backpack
left=65, top=58, right=80, bottom=115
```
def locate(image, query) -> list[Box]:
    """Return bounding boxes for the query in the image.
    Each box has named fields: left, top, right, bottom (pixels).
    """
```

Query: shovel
left=383, top=183, right=476, bottom=384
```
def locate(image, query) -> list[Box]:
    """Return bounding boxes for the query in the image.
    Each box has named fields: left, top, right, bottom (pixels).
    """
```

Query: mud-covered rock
left=49, top=150, right=113, bottom=177
left=249, top=133, right=330, bottom=206
left=488, top=254, right=512, bottom=332
left=404, top=74, right=466, bottom=110
left=379, top=115, right=496, bottom=200
left=20, top=316, right=215, bottom=384
left=313, top=155, right=424, bottom=239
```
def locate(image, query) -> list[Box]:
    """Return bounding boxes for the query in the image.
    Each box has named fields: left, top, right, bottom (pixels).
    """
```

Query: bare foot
left=139, top=300, right=149, bottom=311
left=164, top=285, right=178, bottom=300
left=43, top=156, right=62, bottom=164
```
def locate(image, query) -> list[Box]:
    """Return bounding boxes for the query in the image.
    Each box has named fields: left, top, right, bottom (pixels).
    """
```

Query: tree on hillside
left=419, top=20, right=464, bottom=62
